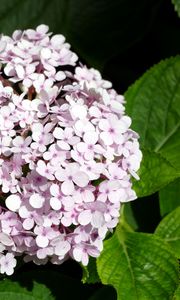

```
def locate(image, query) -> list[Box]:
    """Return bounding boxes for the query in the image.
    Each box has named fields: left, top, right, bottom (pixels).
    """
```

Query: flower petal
left=29, top=193, right=45, bottom=209
left=36, top=235, right=49, bottom=248
left=73, top=172, right=89, bottom=187
left=78, top=210, right=92, bottom=225
left=5, top=195, right=21, bottom=212
left=61, top=180, right=74, bottom=195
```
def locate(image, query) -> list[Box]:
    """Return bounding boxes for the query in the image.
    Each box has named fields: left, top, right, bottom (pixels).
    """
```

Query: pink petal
left=50, top=183, right=59, bottom=197
left=89, top=106, right=101, bottom=118
left=51, top=34, right=65, bottom=46
left=57, top=140, right=70, bottom=150
left=73, top=172, right=89, bottom=187
left=23, top=218, right=34, bottom=230
left=50, top=197, right=62, bottom=210
left=13, top=136, right=23, bottom=147
left=110, top=207, right=120, bottom=217
left=94, top=144, right=105, bottom=154
left=83, top=190, right=95, bottom=203
left=5, top=195, right=21, bottom=212
left=61, top=180, right=74, bottom=195
left=61, top=216, right=72, bottom=227
left=73, top=247, right=83, bottom=262
left=29, top=194, right=45, bottom=209
left=55, top=71, right=66, bottom=81
left=78, top=210, right=92, bottom=225
left=87, top=247, right=100, bottom=257
left=68, top=136, right=80, bottom=145
left=82, top=252, right=89, bottom=266
left=76, top=142, right=87, bottom=153
left=53, top=127, right=64, bottom=139
left=55, top=167, right=67, bottom=181
left=0, top=40, right=6, bottom=53
left=121, top=116, right=132, bottom=127
left=16, top=64, right=25, bottom=79
left=61, top=196, right=74, bottom=209
left=92, top=211, right=104, bottom=228
left=100, top=132, right=113, bottom=145
left=108, top=180, right=121, bottom=190
left=41, top=48, right=51, bottom=59
left=98, top=225, right=108, bottom=238
left=37, top=24, right=49, bottom=34
left=36, top=235, right=49, bottom=248
left=84, top=151, right=94, bottom=161
left=108, top=191, right=124, bottom=203
left=0, top=233, right=14, bottom=246
left=55, top=241, right=70, bottom=256
left=37, top=249, right=47, bottom=259
left=99, top=119, right=109, bottom=131
left=75, top=120, right=94, bottom=134
left=83, top=131, right=98, bottom=145
left=113, top=133, right=124, bottom=145
left=71, top=104, right=87, bottom=120
left=97, top=193, right=107, bottom=203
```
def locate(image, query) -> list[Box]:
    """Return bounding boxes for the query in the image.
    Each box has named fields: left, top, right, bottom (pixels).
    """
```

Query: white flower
left=0, top=253, right=16, bottom=276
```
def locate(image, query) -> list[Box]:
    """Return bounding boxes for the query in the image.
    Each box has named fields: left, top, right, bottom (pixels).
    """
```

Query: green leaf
left=173, top=285, right=180, bottom=300
left=125, top=56, right=180, bottom=196
left=123, top=202, right=138, bottom=231
left=133, top=149, right=179, bottom=197
left=172, top=0, right=180, bottom=17
left=0, top=270, right=91, bottom=300
left=0, top=275, right=53, bottom=300
left=0, top=0, right=162, bottom=68
left=155, top=207, right=180, bottom=258
left=97, top=226, right=179, bottom=300
left=82, top=257, right=100, bottom=284
left=159, top=178, right=180, bottom=216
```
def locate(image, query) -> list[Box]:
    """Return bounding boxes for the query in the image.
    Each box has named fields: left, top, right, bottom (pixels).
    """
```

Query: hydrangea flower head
left=0, top=25, right=142, bottom=275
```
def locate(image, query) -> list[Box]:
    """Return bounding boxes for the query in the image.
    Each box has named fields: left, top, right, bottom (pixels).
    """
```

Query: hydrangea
left=0, top=24, right=142, bottom=275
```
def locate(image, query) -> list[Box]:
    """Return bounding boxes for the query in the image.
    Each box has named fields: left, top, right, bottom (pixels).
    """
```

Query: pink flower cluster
left=0, top=25, right=142, bottom=275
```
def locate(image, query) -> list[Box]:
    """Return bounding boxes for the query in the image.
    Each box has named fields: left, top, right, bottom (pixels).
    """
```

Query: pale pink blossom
left=25, top=24, right=50, bottom=41
left=12, top=136, right=32, bottom=153
left=33, top=74, right=53, bottom=93
left=99, top=114, right=131, bottom=145
left=72, top=243, right=100, bottom=266
left=53, top=127, right=80, bottom=150
left=36, top=160, right=55, bottom=181
left=55, top=163, right=89, bottom=195
left=0, top=253, right=16, bottom=275
left=0, top=136, right=12, bottom=156
left=31, top=123, right=54, bottom=152
left=78, top=201, right=106, bottom=228
left=43, top=143, right=67, bottom=166
left=97, top=180, right=126, bottom=203
left=0, top=24, right=142, bottom=275
left=76, top=131, right=104, bottom=160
